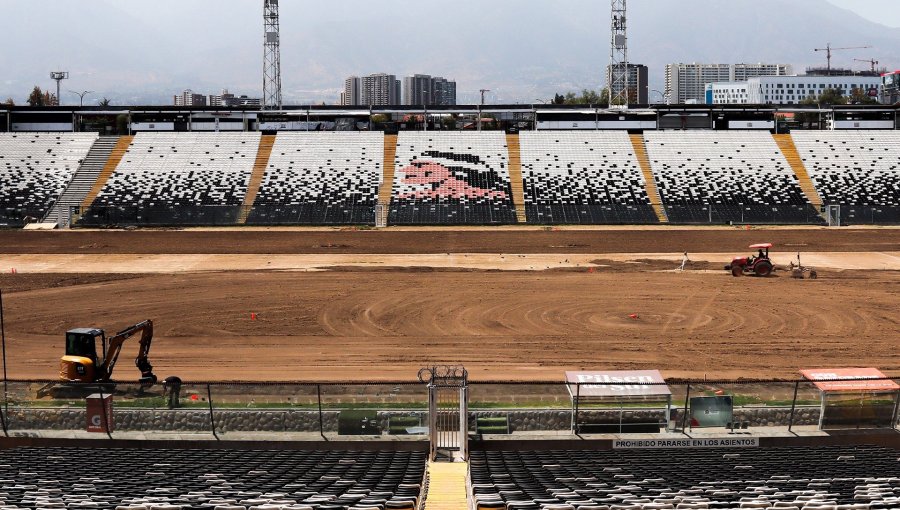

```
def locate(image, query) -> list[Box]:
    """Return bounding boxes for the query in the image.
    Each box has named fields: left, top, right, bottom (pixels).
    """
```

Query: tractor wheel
left=792, top=269, right=804, bottom=279
left=754, top=261, right=774, bottom=277
left=731, top=266, right=743, bottom=277
left=809, top=270, right=818, bottom=280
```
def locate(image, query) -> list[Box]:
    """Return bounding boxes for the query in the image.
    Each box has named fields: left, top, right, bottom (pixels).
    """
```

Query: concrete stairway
left=79, top=135, right=134, bottom=214
left=773, top=133, right=824, bottom=209
left=629, top=133, right=669, bottom=223
left=377, top=134, right=398, bottom=221
left=423, top=462, right=468, bottom=510
left=237, top=135, right=276, bottom=224
left=505, top=134, right=528, bottom=223
left=42, top=136, right=121, bottom=227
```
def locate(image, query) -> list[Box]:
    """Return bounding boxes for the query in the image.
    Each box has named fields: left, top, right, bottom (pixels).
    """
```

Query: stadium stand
left=247, top=132, right=383, bottom=225
left=519, top=132, right=660, bottom=224
left=0, top=446, right=426, bottom=509
left=470, top=446, right=900, bottom=509
left=791, top=131, right=900, bottom=224
left=643, top=132, right=821, bottom=224
left=388, top=132, right=518, bottom=224
left=0, top=133, right=97, bottom=227
left=43, top=136, right=121, bottom=227
left=79, top=133, right=260, bottom=226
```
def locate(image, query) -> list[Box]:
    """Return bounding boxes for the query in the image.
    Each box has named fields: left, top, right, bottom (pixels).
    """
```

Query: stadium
left=1, top=1, right=900, bottom=510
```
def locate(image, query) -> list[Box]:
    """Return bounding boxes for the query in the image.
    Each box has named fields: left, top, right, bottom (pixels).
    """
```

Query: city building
left=665, top=63, right=792, bottom=104
left=705, top=75, right=882, bottom=105
left=882, top=71, right=900, bottom=104
left=208, top=90, right=261, bottom=108
left=341, top=74, right=401, bottom=106
left=174, top=89, right=207, bottom=107
left=605, top=63, right=649, bottom=104
left=403, top=75, right=457, bottom=105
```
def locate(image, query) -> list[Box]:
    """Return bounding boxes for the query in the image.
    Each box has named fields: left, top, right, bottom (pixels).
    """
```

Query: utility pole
left=263, top=0, right=283, bottom=110
left=478, top=89, right=490, bottom=132
left=50, top=71, right=69, bottom=106
left=69, top=90, right=93, bottom=108
left=609, top=0, right=629, bottom=108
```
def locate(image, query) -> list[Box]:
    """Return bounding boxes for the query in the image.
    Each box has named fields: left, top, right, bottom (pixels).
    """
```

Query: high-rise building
left=174, top=89, right=207, bottom=107
left=208, top=89, right=261, bottom=107
left=605, top=64, right=649, bottom=104
left=403, top=74, right=457, bottom=105
left=341, top=74, right=400, bottom=106
left=665, top=63, right=791, bottom=104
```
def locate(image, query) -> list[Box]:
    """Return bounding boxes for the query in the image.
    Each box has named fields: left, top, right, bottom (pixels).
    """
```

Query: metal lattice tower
left=263, top=0, right=283, bottom=110
left=608, top=0, right=629, bottom=108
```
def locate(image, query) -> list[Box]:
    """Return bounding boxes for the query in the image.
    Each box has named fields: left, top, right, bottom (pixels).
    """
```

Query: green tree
left=2, top=97, right=13, bottom=106
left=553, top=88, right=610, bottom=106
left=27, top=86, right=45, bottom=106
left=98, top=97, right=112, bottom=107
left=552, top=93, right=566, bottom=105
left=817, top=88, right=848, bottom=106
left=370, top=113, right=390, bottom=123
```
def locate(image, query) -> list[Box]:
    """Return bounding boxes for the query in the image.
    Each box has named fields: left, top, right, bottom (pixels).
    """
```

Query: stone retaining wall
left=5, top=406, right=833, bottom=434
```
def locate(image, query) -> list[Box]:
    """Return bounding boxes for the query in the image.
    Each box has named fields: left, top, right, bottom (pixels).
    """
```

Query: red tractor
left=725, top=243, right=775, bottom=277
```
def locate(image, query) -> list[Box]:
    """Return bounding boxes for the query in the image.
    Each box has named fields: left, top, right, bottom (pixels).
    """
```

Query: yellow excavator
left=59, top=319, right=158, bottom=384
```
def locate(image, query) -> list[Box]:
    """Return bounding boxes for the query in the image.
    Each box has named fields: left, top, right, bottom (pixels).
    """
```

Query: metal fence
left=0, top=378, right=897, bottom=440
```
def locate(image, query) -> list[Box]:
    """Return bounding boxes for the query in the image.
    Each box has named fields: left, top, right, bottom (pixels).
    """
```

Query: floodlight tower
left=263, top=0, right=283, bottom=110
left=608, top=0, right=629, bottom=109
left=50, top=71, right=69, bottom=106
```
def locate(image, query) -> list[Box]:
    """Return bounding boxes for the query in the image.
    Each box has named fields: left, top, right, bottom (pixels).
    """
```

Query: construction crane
left=814, top=43, right=872, bottom=72
left=853, top=58, right=880, bottom=74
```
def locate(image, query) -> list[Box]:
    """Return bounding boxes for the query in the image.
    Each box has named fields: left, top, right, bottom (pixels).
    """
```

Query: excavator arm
left=99, top=319, right=157, bottom=384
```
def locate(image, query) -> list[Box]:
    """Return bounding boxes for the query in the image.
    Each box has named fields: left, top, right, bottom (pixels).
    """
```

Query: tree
left=98, top=97, right=112, bottom=107
left=817, top=88, right=847, bottom=106
left=2, top=98, right=13, bottom=106
left=850, top=87, right=877, bottom=105
left=27, top=86, right=45, bottom=106
left=552, top=88, right=610, bottom=106
left=43, top=91, right=57, bottom=106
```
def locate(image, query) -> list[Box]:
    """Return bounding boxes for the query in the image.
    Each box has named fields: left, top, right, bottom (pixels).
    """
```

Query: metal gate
left=375, top=204, right=387, bottom=228
left=825, top=205, right=841, bottom=227
left=419, top=365, right=468, bottom=461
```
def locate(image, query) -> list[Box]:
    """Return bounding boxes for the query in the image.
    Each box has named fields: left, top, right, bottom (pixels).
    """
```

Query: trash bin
left=86, top=393, right=114, bottom=433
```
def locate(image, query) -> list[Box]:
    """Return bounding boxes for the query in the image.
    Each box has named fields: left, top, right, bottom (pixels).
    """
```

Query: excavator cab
left=61, top=328, right=106, bottom=383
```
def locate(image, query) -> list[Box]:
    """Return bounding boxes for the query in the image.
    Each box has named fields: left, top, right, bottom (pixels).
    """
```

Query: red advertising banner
left=801, top=368, right=900, bottom=392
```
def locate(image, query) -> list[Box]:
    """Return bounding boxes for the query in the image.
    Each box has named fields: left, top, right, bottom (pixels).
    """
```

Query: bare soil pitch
left=1, top=266, right=897, bottom=382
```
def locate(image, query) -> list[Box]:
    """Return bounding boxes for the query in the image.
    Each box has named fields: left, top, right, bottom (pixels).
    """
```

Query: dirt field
left=0, top=239, right=898, bottom=382
left=2, top=227, right=899, bottom=254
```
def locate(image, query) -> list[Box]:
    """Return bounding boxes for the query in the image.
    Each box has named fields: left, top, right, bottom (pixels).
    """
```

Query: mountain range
left=1, top=0, right=898, bottom=105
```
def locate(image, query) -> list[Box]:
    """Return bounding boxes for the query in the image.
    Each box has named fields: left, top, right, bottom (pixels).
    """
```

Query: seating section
left=388, top=132, right=517, bottom=224
left=643, top=132, right=820, bottom=224
left=791, top=131, right=900, bottom=224
left=519, top=132, right=659, bottom=224
left=0, top=446, right=425, bottom=509
left=248, top=132, right=382, bottom=225
left=80, top=133, right=260, bottom=226
left=471, top=446, right=900, bottom=509
left=0, top=133, right=97, bottom=226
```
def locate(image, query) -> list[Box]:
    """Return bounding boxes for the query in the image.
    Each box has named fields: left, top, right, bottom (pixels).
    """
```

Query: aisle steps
left=42, top=136, right=120, bottom=227
left=238, top=135, right=276, bottom=224
left=629, top=133, right=668, bottom=223
left=505, top=134, right=528, bottom=223
left=773, top=133, right=824, bottom=208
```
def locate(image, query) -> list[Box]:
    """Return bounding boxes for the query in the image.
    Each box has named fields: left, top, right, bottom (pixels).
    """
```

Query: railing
left=0, top=378, right=896, bottom=440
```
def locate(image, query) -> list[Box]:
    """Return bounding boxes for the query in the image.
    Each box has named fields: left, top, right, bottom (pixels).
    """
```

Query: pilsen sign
left=566, top=370, right=671, bottom=397
left=800, top=368, right=900, bottom=393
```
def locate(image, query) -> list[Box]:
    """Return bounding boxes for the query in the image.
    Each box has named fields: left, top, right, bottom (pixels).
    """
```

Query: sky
left=1, top=0, right=898, bottom=105
left=827, top=0, right=900, bottom=27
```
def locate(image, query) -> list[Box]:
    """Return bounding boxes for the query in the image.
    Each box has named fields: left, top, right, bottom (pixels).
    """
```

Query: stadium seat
left=519, top=131, right=659, bottom=224
left=790, top=131, right=900, bottom=224
left=247, top=132, right=383, bottom=225
left=388, top=132, right=518, bottom=224
left=79, top=132, right=261, bottom=226
left=469, top=446, right=900, bottom=509
left=643, top=131, right=820, bottom=224
left=0, top=132, right=98, bottom=226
